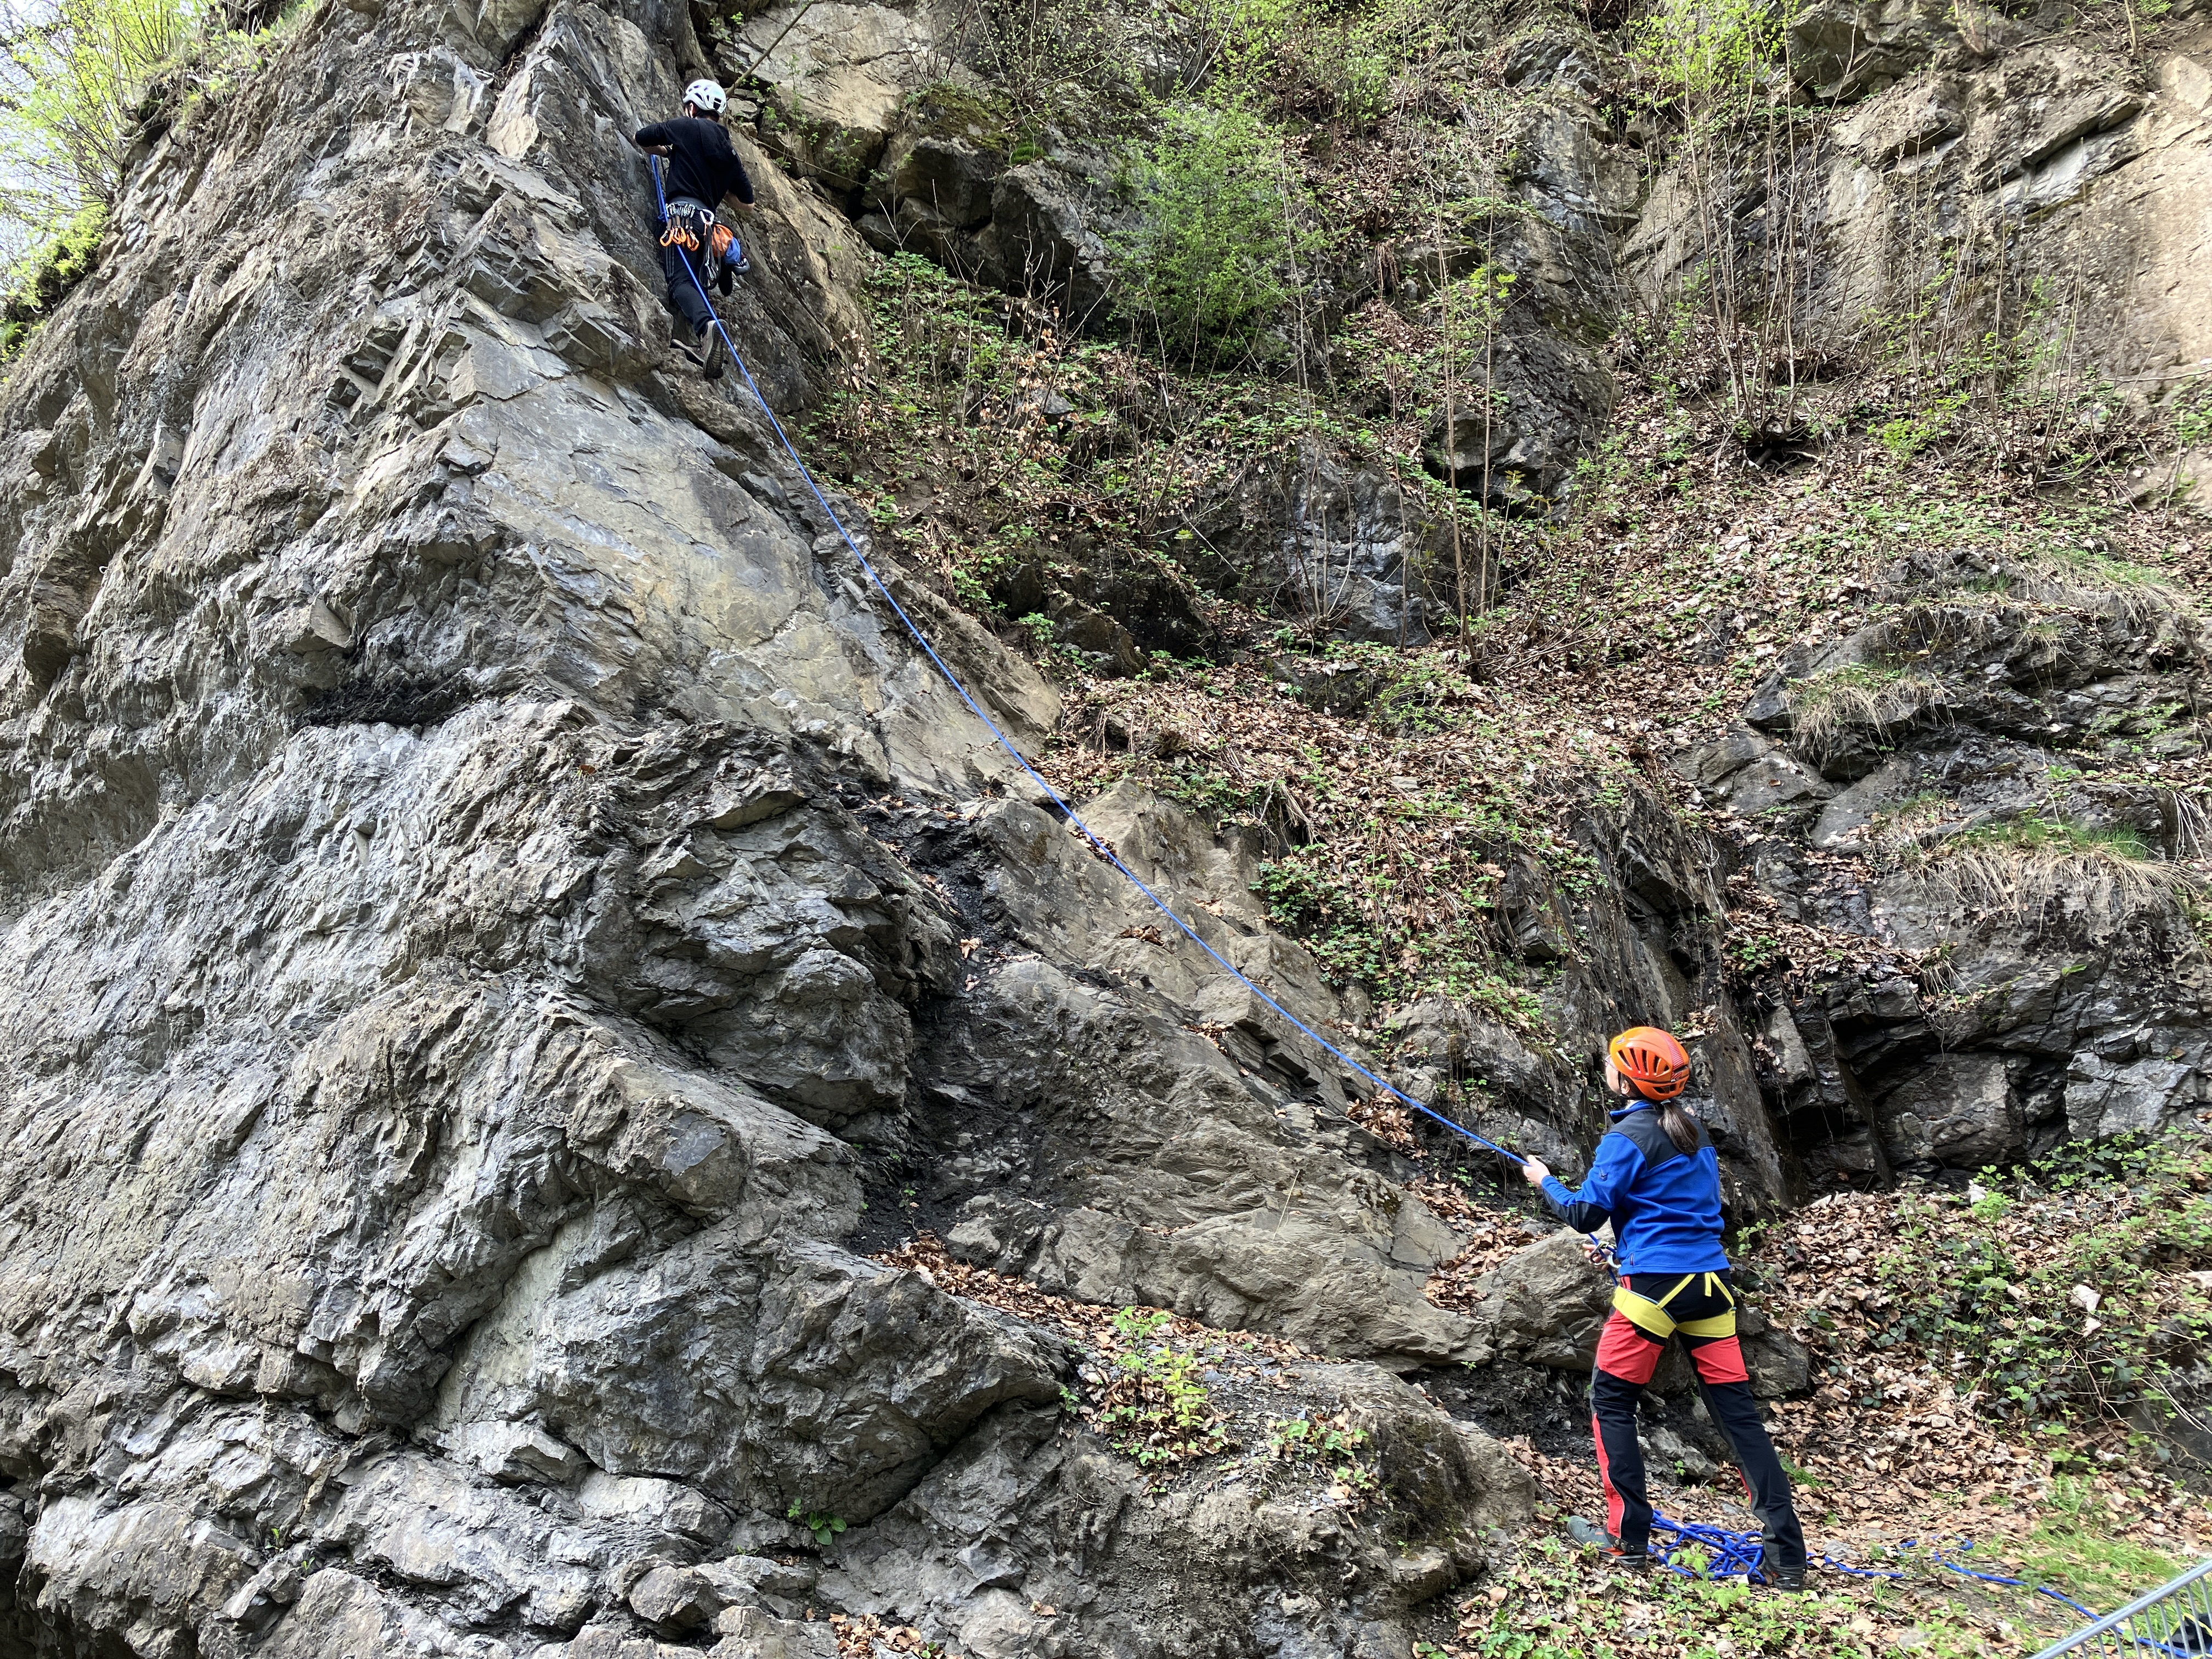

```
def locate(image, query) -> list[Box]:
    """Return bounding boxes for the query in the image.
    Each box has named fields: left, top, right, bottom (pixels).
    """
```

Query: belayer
left=631, top=78, right=756, bottom=380
left=1520, top=1026, right=1808, bottom=1590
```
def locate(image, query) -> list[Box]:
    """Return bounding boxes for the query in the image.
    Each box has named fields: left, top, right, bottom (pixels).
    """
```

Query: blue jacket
left=1540, top=1100, right=1729, bottom=1274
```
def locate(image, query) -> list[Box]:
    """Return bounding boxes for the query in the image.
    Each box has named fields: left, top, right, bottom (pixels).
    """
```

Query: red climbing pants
left=1590, top=1270, right=1805, bottom=1575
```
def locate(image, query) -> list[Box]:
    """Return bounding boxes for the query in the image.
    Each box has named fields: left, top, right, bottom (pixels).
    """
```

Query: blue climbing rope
left=646, top=156, right=1525, bottom=1167
left=1647, top=1515, right=2107, bottom=1628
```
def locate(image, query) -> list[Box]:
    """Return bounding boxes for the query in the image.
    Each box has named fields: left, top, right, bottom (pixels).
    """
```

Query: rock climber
left=631, top=78, right=756, bottom=381
left=1520, top=1026, right=1809, bottom=1590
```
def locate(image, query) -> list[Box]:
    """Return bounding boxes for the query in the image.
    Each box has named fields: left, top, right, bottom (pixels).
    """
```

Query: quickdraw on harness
left=659, top=201, right=736, bottom=272
left=1612, top=1271, right=1736, bottom=1341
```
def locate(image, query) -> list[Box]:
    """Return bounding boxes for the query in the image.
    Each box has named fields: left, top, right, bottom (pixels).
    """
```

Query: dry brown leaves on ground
left=1723, top=869, right=1933, bottom=994
left=830, top=1612, right=952, bottom=1657
left=1349, top=1091, right=1421, bottom=1154
left=1423, top=1211, right=1543, bottom=1313
left=873, top=1233, right=1312, bottom=1362
left=1745, top=1192, right=2212, bottom=1558
left=1405, top=1173, right=1488, bottom=1228
left=1089, top=1359, right=1236, bottom=1465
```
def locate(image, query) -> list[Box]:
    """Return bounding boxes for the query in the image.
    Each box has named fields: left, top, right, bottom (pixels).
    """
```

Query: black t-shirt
left=635, top=116, right=755, bottom=208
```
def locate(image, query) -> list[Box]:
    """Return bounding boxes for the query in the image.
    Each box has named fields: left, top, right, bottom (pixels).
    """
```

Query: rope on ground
left=647, top=155, right=1523, bottom=1168
left=1650, top=1514, right=2107, bottom=1627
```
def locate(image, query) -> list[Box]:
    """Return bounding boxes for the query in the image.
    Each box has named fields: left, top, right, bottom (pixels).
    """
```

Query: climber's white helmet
left=683, top=79, right=728, bottom=115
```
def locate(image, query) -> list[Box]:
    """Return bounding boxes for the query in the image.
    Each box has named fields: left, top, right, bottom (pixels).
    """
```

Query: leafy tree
left=1111, top=105, right=1315, bottom=361
left=0, top=0, right=193, bottom=253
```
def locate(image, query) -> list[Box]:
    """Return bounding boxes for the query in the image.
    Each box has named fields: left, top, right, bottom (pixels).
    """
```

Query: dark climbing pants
left=1590, top=1270, right=1807, bottom=1576
left=659, top=235, right=715, bottom=336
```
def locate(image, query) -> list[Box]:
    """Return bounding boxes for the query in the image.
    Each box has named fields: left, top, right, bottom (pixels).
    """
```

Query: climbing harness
left=659, top=198, right=739, bottom=293
left=646, top=154, right=1523, bottom=1168
left=659, top=204, right=735, bottom=261
left=1612, top=1271, right=1737, bottom=1341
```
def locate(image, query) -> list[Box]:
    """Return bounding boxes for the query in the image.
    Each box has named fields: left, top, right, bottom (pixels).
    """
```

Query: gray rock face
left=1688, top=556, right=2212, bottom=1175
left=0, top=5, right=1556, bottom=1655
left=1178, top=437, right=1464, bottom=644
left=0, top=0, right=2199, bottom=1648
left=1423, top=330, right=1613, bottom=514
left=1626, top=34, right=2201, bottom=400
left=738, top=0, right=953, bottom=198
left=1786, top=0, right=1949, bottom=101
left=854, top=87, right=1126, bottom=323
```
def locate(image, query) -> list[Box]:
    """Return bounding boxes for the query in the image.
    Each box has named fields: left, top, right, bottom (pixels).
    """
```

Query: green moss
left=901, top=80, right=1014, bottom=150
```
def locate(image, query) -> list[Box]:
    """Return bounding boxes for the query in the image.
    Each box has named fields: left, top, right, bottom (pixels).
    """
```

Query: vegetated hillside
left=0, top=0, right=2207, bottom=1657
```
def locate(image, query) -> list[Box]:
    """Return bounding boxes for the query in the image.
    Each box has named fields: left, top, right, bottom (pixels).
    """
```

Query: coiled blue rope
left=1649, top=1516, right=2108, bottom=1629
left=646, top=155, right=1523, bottom=1166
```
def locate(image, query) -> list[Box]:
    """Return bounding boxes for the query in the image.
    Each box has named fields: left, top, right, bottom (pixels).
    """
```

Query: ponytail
left=1654, top=1097, right=1701, bottom=1155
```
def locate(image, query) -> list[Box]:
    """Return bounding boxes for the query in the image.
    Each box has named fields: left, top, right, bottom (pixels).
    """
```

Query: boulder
left=1461, top=1229, right=1615, bottom=1369
left=1834, top=75, right=1966, bottom=163
left=631, top=1564, right=721, bottom=1634
left=741, top=1, right=947, bottom=194
left=1786, top=0, right=1946, bottom=101
left=979, top=162, right=1115, bottom=319
left=1874, top=1033, right=2022, bottom=1170
left=1181, top=437, right=1464, bottom=645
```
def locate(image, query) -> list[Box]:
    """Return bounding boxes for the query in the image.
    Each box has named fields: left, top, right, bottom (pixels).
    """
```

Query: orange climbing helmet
left=1607, top=1026, right=1691, bottom=1101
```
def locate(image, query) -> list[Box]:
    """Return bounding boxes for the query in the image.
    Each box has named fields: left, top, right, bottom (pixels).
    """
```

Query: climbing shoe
left=696, top=324, right=725, bottom=381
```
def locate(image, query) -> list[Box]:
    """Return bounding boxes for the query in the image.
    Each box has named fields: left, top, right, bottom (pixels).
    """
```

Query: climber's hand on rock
left=1521, top=1157, right=1549, bottom=1186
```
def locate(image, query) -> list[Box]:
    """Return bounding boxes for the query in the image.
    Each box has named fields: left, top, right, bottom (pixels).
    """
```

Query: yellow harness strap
left=1611, top=1272, right=1737, bottom=1340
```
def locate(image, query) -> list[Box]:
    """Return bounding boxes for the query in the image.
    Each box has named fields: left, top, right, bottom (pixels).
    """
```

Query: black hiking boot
left=1566, top=1515, right=1651, bottom=1571
left=1769, top=1564, right=1807, bottom=1592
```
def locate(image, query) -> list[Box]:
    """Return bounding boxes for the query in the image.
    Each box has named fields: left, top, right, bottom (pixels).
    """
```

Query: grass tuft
left=1785, top=659, right=1946, bottom=761
left=1916, top=815, right=2197, bottom=944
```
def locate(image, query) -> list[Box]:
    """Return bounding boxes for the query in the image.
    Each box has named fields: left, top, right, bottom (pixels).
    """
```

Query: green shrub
left=0, top=1, right=299, bottom=349
left=1627, top=0, right=1777, bottom=103
left=1111, top=105, right=1315, bottom=359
